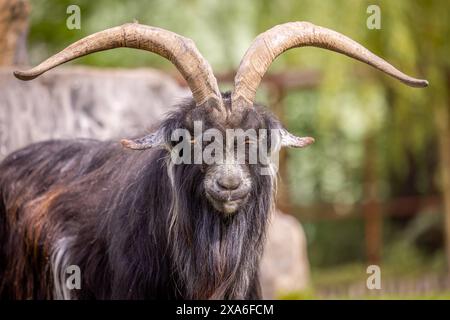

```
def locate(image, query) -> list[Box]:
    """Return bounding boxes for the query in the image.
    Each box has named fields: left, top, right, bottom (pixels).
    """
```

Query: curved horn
left=14, top=23, right=223, bottom=109
left=232, top=21, right=428, bottom=107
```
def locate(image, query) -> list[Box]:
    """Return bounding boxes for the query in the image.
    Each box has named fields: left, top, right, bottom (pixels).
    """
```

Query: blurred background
left=1, top=0, right=450, bottom=299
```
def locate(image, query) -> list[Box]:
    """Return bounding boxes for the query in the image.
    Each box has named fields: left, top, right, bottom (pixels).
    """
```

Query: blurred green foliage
left=305, top=218, right=366, bottom=266
left=27, top=0, right=450, bottom=271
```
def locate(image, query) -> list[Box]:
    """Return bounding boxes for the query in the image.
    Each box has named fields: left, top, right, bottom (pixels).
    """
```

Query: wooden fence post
left=0, top=0, right=30, bottom=66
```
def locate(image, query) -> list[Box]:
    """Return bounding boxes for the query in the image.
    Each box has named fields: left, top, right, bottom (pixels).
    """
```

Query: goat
left=0, top=22, right=427, bottom=299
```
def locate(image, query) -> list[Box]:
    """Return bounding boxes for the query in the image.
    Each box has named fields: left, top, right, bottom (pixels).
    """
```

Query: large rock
left=260, top=210, right=310, bottom=298
left=0, top=66, right=188, bottom=157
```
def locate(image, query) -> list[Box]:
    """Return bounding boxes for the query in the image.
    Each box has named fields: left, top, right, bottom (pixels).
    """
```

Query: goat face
left=153, top=92, right=293, bottom=216
left=195, top=96, right=270, bottom=215
left=203, top=148, right=253, bottom=215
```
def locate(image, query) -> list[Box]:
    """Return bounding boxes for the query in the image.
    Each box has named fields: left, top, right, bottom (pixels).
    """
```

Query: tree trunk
left=363, top=134, right=382, bottom=265
left=0, top=0, right=30, bottom=66
left=435, top=102, right=450, bottom=275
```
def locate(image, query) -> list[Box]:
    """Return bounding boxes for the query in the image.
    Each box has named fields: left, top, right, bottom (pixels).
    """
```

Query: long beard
left=167, top=162, right=275, bottom=299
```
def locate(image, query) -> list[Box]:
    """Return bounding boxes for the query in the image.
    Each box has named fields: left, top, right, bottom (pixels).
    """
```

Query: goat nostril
left=217, top=176, right=241, bottom=191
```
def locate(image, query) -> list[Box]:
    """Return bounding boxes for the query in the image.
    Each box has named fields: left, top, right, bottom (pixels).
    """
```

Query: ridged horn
left=14, top=23, right=223, bottom=109
left=232, top=21, right=428, bottom=107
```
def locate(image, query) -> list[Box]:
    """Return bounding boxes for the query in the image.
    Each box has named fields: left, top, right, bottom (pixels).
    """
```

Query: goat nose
left=217, top=175, right=241, bottom=190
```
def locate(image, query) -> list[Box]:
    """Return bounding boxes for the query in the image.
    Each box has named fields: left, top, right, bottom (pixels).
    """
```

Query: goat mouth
left=205, top=190, right=249, bottom=215
left=206, top=187, right=250, bottom=202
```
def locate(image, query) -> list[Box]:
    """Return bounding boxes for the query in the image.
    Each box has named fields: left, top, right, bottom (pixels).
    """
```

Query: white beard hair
left=51, top=236, right=75, bottom=300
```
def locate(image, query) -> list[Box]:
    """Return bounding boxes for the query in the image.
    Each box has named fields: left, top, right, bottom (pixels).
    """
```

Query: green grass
left=277, top=250, right=449, bottom=300
left=278, top=290, right=450, bottom=300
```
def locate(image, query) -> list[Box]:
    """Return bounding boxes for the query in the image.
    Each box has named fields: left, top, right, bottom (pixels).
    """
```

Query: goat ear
left=120, top=128, right=165, bottom=150
left=280, top=129, right=315, bottom=148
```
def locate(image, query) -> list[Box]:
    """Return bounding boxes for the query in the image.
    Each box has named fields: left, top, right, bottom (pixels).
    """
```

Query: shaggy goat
left=0, top=22, right=427, bottom=299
